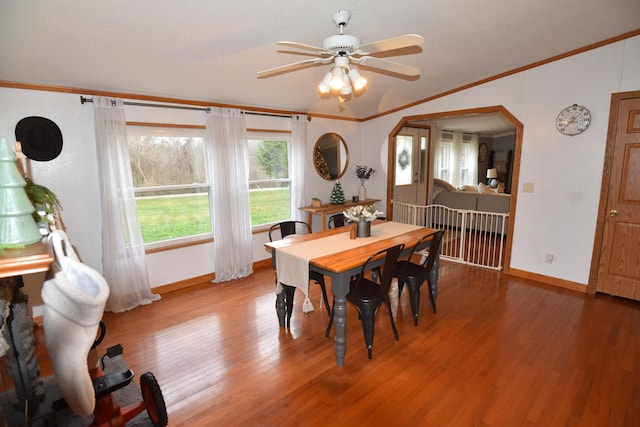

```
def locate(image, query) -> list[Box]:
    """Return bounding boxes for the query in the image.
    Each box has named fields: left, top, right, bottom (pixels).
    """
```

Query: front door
left=393, top=127, right=429, bottom=205
left=595, top=92, right=640, bottom=300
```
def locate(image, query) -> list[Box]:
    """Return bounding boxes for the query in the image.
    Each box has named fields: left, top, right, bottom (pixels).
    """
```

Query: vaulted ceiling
left=1, top=1, right=638, bottom=121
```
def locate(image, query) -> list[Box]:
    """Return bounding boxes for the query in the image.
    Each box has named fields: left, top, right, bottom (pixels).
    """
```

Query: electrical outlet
left=545, top=253, right=554, bottom=264
left=523, top=182, right=535, bottom=193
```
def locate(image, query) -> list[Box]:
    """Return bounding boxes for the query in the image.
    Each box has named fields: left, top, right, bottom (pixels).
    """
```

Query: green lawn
left=136, top=189, right=291, bottom=243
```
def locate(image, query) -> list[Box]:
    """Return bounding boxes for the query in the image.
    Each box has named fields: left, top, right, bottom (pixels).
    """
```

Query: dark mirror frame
left=313, top=132, right=349, bottom=180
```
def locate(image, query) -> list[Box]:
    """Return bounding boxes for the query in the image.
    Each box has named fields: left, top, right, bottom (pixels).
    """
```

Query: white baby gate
left=392, top=200, right=508, bottom=270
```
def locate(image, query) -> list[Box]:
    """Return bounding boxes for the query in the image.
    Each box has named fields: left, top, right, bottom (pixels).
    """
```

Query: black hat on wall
left=15, top=116, right=63, bottom=161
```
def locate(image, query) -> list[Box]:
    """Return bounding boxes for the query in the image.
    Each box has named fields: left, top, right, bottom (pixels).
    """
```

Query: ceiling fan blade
left=357, top=34, right=424, bottom=55
left=277, top=41, right=331, bottom=55
left=257, top=58, right=327, bottom=78
left=356, top=56, right=421, bottom=76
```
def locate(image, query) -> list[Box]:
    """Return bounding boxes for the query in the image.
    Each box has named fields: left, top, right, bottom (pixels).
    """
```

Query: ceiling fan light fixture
left=329, top=66, right=345, bottom=90
left=258, top=10, right=424, bottom=103
left=340, top=74, right=352, bottom=95
left=348, top=68, right=367, bottom=91
left=318, top=71, right=332, bottom=94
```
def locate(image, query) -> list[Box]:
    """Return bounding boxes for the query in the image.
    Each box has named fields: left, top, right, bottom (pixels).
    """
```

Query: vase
left=358, top=182, right=367, bottom=201
left=357, top=220, right=371, bottom=238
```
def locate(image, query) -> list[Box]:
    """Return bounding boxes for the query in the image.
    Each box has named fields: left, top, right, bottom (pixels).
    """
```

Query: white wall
left=1, top=35, right=638, bottom=290
left=0, top=92, right=363, bottom=287
left=362, top=35, right=640, bottom=286
left=305, top=117, right=364, bottom=230
left=0, top=89, right=102, bottom=270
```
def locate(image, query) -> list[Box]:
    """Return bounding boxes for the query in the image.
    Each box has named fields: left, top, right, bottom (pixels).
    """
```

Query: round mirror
left=313, top=133, right=349, bottom=180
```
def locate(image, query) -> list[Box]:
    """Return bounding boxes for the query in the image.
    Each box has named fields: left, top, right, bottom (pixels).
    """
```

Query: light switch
left=523, top=182, right=534, bottom=193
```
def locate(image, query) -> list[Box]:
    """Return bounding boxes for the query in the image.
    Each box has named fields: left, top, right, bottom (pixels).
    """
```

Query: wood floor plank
left=22, top=261, right=640, bottom=426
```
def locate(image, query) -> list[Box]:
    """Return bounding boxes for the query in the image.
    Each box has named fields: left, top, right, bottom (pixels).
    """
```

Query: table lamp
left=486, top=168, right=498, bottom=187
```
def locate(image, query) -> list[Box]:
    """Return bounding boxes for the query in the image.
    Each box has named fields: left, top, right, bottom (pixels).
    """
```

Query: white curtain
left=290, top=114, right=307, bottom=222
left=462, top=132, right=479, bottom=186
left=434, top=130, right=479, bottom=188
left=93, top=97, right=160, bottom=312
left=205, top=107, right=253, bottom=282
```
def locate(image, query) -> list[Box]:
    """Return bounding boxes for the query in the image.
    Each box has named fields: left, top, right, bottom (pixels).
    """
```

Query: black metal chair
left=326, top=243, right=405, bottom=359
left=393, top=230, right=445, bottom=326
left=269, top=221, right=331, bottom=327
left=328, top=213, right=346, bottom=229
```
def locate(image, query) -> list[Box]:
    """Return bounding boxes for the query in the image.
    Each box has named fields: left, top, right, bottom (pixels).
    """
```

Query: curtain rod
left=79, top=96, right=308, bottom=120
left=80, top=96, right=210, bottom=112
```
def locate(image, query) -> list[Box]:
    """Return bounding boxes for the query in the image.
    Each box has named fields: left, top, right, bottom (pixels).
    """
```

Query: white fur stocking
left=41, top=231, right=109, bottom=417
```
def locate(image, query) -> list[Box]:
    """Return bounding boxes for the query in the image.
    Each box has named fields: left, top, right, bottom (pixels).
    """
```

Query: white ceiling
left=1, top=1, right=638, bottom=122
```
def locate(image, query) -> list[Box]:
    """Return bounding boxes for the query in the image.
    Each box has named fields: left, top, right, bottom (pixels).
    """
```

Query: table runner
left=275, top=221, right=422, bottom=311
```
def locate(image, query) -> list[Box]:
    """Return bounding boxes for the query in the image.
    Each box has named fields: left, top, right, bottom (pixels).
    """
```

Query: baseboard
left=153, top=273, right=216, bottom=295
left=253, top=258, right=272, bottom=270
left=508, top=268, right=587, bottom=293
left=154, top=259, right=272, bottom=295
left=30, top=260, right=274, bottom=323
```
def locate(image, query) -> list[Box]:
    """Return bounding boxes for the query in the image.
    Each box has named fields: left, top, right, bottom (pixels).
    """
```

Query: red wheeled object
left=89, top=326, right=168, bottom=427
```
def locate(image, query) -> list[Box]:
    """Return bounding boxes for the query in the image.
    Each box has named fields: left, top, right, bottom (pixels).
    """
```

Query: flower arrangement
left=343, top=204, right=383, bottom=223
left=356, top=165, right=374, bottom=182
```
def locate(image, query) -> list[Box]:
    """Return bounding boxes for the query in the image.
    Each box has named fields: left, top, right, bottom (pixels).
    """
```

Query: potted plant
left=24, top=177, right=62, bottom=232
left=356, top=165, right=374, bottom=200
left=343, top=204, right=383, bottom=237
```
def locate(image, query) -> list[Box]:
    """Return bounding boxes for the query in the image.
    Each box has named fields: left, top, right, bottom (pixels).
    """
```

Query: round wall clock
left=556, top=104, right=591, bottom=136
left=478, top=143, right=488, bottom=161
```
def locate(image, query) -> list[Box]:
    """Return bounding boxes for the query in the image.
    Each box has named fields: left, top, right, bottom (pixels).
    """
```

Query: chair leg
left=283, top=285, right=295, bottom=328
left=385, top=298, right=399, bottom=340
left=275, top=292, right=286, bottom=328
left=397, top=278, right=405, bottom=297
left=408, top=281, right=422, bottom=326
left=357, top=305, right=377, bottom=359
left=428, top=268, right=439, bottom=313
left=325, top=301, right=335, bottom=337
left=426, top=278, right=437, bottom=314
left=274, top=273, right=286, bottom=328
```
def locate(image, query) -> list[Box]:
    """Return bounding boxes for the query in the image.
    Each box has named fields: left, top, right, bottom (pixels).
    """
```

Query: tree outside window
left=128, top=126, right=211, bottom=247
left=127, top=128, right=296, bottom=248
left=248, top=136, right=291, bottom=226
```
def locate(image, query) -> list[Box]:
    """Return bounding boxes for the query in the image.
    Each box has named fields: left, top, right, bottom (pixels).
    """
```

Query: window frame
left=247, top=130, right=293, bottom=229
left=127, top=123, right=214, bottom=251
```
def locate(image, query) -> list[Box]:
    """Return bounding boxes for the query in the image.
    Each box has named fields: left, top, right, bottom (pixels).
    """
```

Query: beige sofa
left=431, top=179, right=510, bottom=233
left=433, top=189, right=510, bottom=214
left=432, top=179, right=510, bottom=213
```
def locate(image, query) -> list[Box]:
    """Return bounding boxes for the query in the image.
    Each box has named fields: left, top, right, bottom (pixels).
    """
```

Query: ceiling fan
left=257, top=10, right=424, bottom=96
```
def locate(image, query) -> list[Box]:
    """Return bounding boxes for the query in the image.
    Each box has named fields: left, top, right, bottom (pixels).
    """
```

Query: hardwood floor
left=30, top=261, right=640, bottom=426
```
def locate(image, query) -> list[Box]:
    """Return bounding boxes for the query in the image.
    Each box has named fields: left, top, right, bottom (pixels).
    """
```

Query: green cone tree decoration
left=329, top=180, right=346, bottom=205
left=0, top=137, right=42, bottom=246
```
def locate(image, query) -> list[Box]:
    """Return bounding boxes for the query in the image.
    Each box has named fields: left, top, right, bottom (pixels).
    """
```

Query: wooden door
left=595, top=93, right=640, bottom=299
left=393, top=127, right=429, bottom=205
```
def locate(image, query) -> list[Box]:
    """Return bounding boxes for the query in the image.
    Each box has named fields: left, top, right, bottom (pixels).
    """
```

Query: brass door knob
left=609, top=209, right=618, bottom=217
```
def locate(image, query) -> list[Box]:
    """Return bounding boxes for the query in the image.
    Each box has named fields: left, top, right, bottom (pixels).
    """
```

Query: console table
left=299, top=198, right=380, bottom=231
left=0, top=240, right=53, bottom=279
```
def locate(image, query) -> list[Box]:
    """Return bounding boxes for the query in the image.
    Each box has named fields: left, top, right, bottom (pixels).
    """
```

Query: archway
left=385, top=105, right=523, bottom=272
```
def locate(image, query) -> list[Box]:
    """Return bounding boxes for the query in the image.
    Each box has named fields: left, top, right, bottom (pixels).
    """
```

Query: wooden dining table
left=264, top=221, right=439, bottom=366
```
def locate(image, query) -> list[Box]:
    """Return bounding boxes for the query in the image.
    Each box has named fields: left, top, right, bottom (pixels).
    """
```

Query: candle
left=15, top=141, right=25, bottom=175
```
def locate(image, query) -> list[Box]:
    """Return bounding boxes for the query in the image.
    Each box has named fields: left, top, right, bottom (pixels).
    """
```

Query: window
left=128, top=126, right=212, bottom=247
left=395, top=135, right=413, bottom=186
left=248, top=132, right=292, bottom=226
left=127, top=127, right=294, bottom=247
left=434, top=130, right=478, bottom=188
left=459, top=133, right=475, bottom=185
